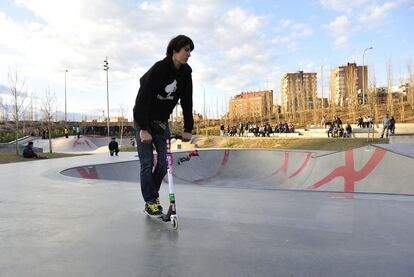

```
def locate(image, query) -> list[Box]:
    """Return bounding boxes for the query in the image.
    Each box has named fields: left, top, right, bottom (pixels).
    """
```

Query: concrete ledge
left=245, top=132, right=300, bottom=137
left=0, top=144, right=43, bottom=153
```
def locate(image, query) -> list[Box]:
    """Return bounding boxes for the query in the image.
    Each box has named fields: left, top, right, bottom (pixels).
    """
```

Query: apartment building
left=229, top=90, right=273, bottom=120
left=281, top=71, right=317, bottom=113
left=331, top=63, right=367, bottom=106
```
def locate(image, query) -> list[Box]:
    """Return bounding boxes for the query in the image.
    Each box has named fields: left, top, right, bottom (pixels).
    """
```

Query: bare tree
left=330, top=72, right=336, bottom=119
left=8, top=66, right=27, bottom=155
left=386, top=61, right=394, bottom=115
left=274, top=91, right=280, bottom=123
left=320, top=65, right=325, bottom=117
left=367, top=69, right=378, bottom=140
left=0, top=96, right=6, bottom=122
left=118, top=103, right=127, bottom=146
left=398, top=71, right=405, bottom=122
left=312, top=76, right=318, bottom=125
left=407, top=62, right=414, bottom=109
left=346, top=65, right=357, bottom=123
left=368, top=68, right=377, bottom=116
left=40, top=88, right=56, bottom=154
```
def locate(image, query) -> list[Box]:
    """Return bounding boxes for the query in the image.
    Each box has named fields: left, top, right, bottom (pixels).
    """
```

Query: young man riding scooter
left=133, top=35, right=194, bottom=217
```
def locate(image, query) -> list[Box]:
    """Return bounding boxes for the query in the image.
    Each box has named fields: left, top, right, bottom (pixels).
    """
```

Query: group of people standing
left=220, top=121, right=295, bottom=137
left=321, top=113, right=396, bottom=139
left=63, top=126, right=81, bottom=138
left=357, top=116, right=375, bottom=128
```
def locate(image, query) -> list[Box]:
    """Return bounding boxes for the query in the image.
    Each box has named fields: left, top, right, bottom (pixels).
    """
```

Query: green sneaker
left=144, top=202, right=162, bottom=217
left=156, top=198, right=163, bottom=213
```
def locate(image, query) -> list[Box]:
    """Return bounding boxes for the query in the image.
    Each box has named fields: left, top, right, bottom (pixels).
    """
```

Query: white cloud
left=271, top=19, right=314, bottom=51
left=326, top=15, right=349, bottom=33
left=215, top=7, right=266, bottom=47
left=298, top=61, right=316, bottom=72
left=273, top=19, right=292, bottom=32
left=319, top=0, right=374, bottom=13
left=323, top=1, right=400, bottom=49
left=324, top=15, right=350, bottom=48
left=0, top=0, right=280, bottom=117
left=358, top=2, right=397, bottom=26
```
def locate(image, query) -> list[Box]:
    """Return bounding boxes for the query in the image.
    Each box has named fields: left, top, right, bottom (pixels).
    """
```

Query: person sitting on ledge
left=22, top=142, right=47, bottom=159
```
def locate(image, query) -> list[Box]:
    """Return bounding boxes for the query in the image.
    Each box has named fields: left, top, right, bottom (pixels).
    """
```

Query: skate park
left=3, top=0, right=414, bottom=275
left=1, top=135, right=414, bottom=277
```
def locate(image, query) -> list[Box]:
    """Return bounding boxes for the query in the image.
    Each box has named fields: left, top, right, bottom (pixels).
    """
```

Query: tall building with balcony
left=229, top=90, right=273, bottom=120
left=331, top=63, right=367, bottom=106
left=281, top=71, right=317, bottom=113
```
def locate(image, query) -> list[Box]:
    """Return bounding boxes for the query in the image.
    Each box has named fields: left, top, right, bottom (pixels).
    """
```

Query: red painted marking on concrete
left=84, top=140, right=92, bottom=148
left=76, top=166, right=99, bottom=179
left=309, top=148, right=387, bottom=192
left=271, top=152, right=311, bottom=180
left=221, top=150, right=230, bottom=166
left=192, top=150, right=230, bottom=184
left=271, top=152, right=289, bottom=176
left=72, top=138, right=87, bottom=147
left=289, top=153, right=312, bottom=178
left=72, top=139, right=79, bottom=147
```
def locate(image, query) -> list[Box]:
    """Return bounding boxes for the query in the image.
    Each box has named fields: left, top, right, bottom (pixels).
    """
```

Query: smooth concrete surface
left=374, top=143, right=414, bottom=158
left=31, top=135, right=133, bottom=154
left=30, top=135, right=191, bottom=153
left=390, top=134, right=414, bottom=144
left=63, top=145, right=414, bottom=195
left=1, top=148, right=414, bottom=276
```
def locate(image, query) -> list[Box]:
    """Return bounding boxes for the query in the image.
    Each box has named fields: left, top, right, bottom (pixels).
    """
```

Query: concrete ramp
left=61, top=144, right=414, bottom=195
left=33, top=136, right=99, bottom=153
left=82, top=135, right=111, bottom=147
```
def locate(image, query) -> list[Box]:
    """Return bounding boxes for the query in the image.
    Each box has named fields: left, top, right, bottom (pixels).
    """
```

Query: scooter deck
left=144, top=210, right=171, bottom=222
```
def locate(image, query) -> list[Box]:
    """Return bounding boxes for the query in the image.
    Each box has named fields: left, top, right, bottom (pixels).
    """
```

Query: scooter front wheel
left=171, top=216, right=178, bottom=230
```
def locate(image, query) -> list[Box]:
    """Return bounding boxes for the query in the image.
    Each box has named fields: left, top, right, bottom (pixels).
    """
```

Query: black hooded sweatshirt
left=133, top=57, right=193, bottom=133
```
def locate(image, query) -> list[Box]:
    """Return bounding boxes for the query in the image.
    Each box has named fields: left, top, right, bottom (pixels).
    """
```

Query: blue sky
left=0, top=0, right=413, bottom=121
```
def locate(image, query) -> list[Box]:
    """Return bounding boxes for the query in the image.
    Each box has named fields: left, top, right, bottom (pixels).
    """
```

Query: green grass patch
left=120, top=146, right=136, bottom=152
left=0, top=152, right=88, bottom=164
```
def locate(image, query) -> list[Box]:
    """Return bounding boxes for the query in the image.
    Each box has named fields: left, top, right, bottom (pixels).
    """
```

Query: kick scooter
left=145, top=135, right=180, bottom=230
left=160, top=136, right=178, bottom=229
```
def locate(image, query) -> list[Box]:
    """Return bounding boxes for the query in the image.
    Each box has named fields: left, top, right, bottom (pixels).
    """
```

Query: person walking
left=133, top=35, right=194, bottom=217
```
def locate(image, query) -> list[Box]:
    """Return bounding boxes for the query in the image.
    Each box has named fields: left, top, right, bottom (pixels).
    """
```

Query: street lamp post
left=104, top=57, right=110, bottom=137
left=362, top=46, right=373, bottom=105
left=202, top=85, right=208, bottom=137
left=64, top=69, right=68, bottom=122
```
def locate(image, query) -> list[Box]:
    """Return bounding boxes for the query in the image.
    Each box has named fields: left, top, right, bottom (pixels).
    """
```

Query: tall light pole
left=202, top=84, right=207, bottom=136
left=104, top=57, right=110, bottom=137
left=362, top=46, right=373, bottom=105
left=64, top=69, right=68, bottom=122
